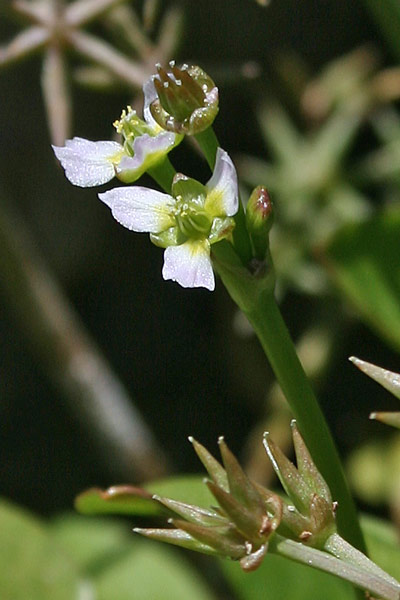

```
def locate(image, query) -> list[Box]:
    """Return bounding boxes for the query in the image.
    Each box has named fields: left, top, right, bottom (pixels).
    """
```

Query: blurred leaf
left=361, top=514, right=400, bottom=580
left=347, top=434, right=400, bottom=505
left=76, top=475, right=215, bottom=516
left=220, top=551, right=354, bottom=600
left=362, top=0, right=400, bottom=62
left=50, top=514, right=133, bottom=573
left=94, top=541, right=217, bottom=600
left=0, top=499, right=80, bottom=600
left=146, top=474, right=215, bottom=507
left=76, top=485, right=160, bottom=516
left=323, top=209, right=400, bottom=352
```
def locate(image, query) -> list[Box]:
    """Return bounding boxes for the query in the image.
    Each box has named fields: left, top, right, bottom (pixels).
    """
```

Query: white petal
left=162, top=240, right=215, bottom=291
left=205, top=147, right=239, bottom=217
left=98, top=186, right=175, bottom=233
left=142, top=76, right=159, bottom=129
left=116, top=132, right=177, bottom=181
left=53, top=137, right=123, bottom=187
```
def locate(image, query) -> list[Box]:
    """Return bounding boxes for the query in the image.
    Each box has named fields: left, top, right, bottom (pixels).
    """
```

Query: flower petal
left=53, top=137, right=123, bottom=187
left=142, top=76, right=159, bottom=129
left=162, top=240, right=215, bottom=290
left=204, top=148, right=238, bottom=217
left=116, top=133, right=177, bottom=183
left=99, top=187, right=176, bottom=233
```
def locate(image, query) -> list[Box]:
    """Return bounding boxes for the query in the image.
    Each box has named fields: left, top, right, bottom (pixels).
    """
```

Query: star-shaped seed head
left=263, top=421, right=337, bottom=548
left=134, top=436, right=282, bottom=571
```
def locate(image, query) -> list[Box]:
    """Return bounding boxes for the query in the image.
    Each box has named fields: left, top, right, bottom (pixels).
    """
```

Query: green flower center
left=174, top=197, right=212, bottom=239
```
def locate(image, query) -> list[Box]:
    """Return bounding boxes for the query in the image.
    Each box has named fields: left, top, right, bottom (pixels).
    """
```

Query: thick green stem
left=247, top=295, right=363, bottom=546
left=271, top=535, right=400, bottom=600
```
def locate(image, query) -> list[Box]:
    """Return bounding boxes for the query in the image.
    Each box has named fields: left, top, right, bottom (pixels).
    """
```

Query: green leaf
left=323, top=209, right=400, bottom=352
left=347, top=434, right=400, bottom=505
left=75, top=485, right=160, bottom=516
left=50, top=514, right=133, bottom=574
left=76, top=475, right=215, bottom=516
left=0, top=499, right=80, bottom=600
left=94, top=541, right=216, bottom=600
left=220, top=551, right=354, bottom=600
left=147, top=475, right=215, bottom=507
left=361, top=515, right=400, bottom=580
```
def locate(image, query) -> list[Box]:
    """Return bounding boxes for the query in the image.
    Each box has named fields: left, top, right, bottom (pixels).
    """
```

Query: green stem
left=325, top=533, right=400, bottom=588
left=195, top=127, right=219, bottom=169
left=148, top=156, right=176, bottom=192
left=211, top=243, right=365, bottom=555
left=271, top=535, right=400, bottom=600
left=248, top=295, right=365, bottom=551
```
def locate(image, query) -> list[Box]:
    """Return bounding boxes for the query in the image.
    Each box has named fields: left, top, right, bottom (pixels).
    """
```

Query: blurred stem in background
left=0, top=195, right=169, bottom=481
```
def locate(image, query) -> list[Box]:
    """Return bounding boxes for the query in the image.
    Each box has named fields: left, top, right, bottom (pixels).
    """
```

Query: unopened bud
left=245, top=186, right=273, bottom=260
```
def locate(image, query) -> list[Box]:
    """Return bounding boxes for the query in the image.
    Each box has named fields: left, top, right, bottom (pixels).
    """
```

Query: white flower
left=53, top=105, right=182, bottom=188
left=99, top=148, right=238, bottom=291
left=52, top=138, right=124, bottom=187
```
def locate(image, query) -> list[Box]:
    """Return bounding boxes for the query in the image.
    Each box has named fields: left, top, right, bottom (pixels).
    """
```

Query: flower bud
left=245, top=186, right=273, bottom=260
left=148, top=62, right=219, bottom=135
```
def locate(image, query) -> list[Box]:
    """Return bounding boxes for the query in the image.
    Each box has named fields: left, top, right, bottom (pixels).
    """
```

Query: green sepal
left=150, top=227, right=186, bottom=248
left=208, top=217, right=235, bottom=245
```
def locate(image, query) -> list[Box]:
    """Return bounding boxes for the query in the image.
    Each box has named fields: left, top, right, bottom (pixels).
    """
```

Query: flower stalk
left=271, top=535, right=400, bottom=600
